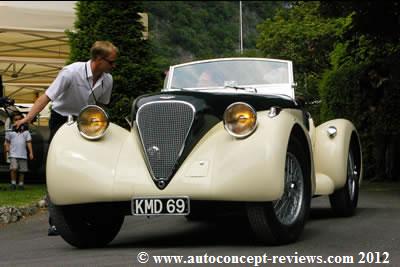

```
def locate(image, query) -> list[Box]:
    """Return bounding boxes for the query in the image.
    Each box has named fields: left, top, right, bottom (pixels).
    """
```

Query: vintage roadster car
left=48, top=58, right=362, bottom=248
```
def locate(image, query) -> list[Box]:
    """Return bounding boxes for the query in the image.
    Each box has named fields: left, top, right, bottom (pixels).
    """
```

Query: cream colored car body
left=47, top=108, right=361, bottom=206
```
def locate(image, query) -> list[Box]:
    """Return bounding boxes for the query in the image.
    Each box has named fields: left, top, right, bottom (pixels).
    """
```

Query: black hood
left=132, top=90, right=298, bottom=120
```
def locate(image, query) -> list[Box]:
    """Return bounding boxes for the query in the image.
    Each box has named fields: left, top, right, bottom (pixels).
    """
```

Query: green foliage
left=143, top=1, right=284, bottom=70
left=329, top=33, right=400, bottom=73
left=319, top=63, right=376, bottom=176
left=67, top=1, right=163, bottom=127
left=258, top=2, right=349, bottom=72
left=320, top=58, right=400, bottom=178
left=257, top=1, right=399, bottom=179
left=319, top=63, right=366, bottom=123
left=320, top=2, right=400, bottom=44
left=256, top=2, right=351, bottom=120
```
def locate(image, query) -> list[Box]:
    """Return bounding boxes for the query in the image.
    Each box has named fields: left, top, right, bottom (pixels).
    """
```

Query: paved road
left=0, top=182, right=399, bottom=267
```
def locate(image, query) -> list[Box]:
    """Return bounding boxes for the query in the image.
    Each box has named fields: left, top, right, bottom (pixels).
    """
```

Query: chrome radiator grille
left=137, top=101, right=195, bottom=181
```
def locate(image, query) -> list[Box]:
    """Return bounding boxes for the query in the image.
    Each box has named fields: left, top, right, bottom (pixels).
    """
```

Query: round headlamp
left=77, top=105, right=109, bottom=140
left=223, top=102, right=257, bottom=138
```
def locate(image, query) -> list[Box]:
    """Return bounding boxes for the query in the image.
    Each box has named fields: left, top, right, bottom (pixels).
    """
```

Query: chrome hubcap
left=273, top=152, right=304, bottom=226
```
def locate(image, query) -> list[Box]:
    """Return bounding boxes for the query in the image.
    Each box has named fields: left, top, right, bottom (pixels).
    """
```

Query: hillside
left=143, top=1, right=285, bottom=68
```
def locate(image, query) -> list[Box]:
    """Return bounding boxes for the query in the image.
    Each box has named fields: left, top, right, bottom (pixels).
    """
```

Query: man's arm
left=15, top=94, right=51, bottom=128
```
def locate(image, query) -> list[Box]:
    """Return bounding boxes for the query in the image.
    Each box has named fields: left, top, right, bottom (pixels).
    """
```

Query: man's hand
left=14, top=94, right=51, bottom=129
left=29, top=152, right=34, bottom=160
left=14, top=117, right=28, bottom=129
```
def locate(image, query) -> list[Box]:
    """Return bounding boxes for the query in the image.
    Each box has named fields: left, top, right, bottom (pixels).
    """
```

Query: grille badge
left=147, top=146, right=160, bottom=159
left=160, top=95, right=175, bottom=99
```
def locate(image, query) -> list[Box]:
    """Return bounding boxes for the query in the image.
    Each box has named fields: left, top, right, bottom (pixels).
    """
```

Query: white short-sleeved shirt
left=5, top=130, right=32, bottom=159
left=46, top=60, right=113, bottom=116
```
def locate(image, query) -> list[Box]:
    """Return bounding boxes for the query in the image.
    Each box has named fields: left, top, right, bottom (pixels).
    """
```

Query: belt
left=51, top=110, right=77, bottom=121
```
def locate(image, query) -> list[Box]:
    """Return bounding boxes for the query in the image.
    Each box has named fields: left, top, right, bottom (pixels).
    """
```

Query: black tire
left=185, top=202, right=217, bottom=222
left=49, top=201, right=124, bottom=249
left=329, top=144, right=360, bottom=217
left=185, top=212, right=216, bottom=222
left=247, top=136, right=311, bottom=245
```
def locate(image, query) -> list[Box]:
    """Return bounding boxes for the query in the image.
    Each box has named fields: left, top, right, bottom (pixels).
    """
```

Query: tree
left=318, top=1, right=400, bottom=179
left=143, top=1, right=285, bottom=70
left=320, top=2, right=400, bottom=43
left=317, top=1, right=400, bottom=124
left=67, top=1, right=163, bottom=127
left=256, top=2, right=351, bottom=119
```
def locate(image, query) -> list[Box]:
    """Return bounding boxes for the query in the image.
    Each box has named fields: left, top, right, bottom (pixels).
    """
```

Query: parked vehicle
left=48, top=58, right=362, bottom=248
left=0, top=97, right=49, bottom=182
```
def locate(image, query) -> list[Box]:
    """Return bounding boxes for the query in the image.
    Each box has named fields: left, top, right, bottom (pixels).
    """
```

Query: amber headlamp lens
left=78, top=106, right=109, bottom=140
left=223, top=102, right=257, bottom=138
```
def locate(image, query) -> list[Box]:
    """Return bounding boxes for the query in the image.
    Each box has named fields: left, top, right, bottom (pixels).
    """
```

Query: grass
left=0, top=183, right=47, bottom=207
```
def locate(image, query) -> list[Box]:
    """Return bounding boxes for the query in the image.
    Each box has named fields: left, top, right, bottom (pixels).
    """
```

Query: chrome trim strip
left=67, top=115, right=75, bottom=125
left=171, top=57, right=292, bottom=69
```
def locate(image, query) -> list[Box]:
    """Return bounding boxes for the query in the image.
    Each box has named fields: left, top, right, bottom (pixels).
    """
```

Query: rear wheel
left=329, top=146, right=359, bottom=216
left=247, top=136, right=311, bottom=245
left=49, top=202, right=124, bottom=249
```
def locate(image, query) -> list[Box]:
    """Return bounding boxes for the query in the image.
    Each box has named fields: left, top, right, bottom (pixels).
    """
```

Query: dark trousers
left=49, top=110, right=69, bottom=143
left=48, top=110, right=69, bottom=227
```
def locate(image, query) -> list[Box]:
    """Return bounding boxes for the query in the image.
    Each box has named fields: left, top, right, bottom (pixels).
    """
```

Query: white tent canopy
left=0, top=1, right=75, bottom=102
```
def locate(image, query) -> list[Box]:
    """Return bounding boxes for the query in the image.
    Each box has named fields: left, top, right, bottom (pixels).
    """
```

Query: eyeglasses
left=102, top=57, right=116, bottom=65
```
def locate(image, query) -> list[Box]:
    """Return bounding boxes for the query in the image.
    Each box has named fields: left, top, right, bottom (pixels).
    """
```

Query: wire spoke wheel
left=329, top=140, right=360, bottom=217
left=347, top=150, right=358, bottom=202
left=247, top=135, right=310, bottom=245
left=273, top=152, right=304, bottom=226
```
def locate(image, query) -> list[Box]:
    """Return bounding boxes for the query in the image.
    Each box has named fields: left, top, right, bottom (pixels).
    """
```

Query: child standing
left=4, top=113, right=34, bottom=190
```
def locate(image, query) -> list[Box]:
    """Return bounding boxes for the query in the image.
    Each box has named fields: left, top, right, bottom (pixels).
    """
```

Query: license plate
left=131, top=197, right=190, bottom=215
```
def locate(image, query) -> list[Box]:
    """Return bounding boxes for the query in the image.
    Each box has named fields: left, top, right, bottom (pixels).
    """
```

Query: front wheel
left=247, top=136, right=311, bottom=245
left=329, top=146, right=360, bottom=217
left=49, top=202, right=124, bottom=249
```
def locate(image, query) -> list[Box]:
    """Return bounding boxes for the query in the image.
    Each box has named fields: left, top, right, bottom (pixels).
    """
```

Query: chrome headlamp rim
left=77, top=105, right=110, bottom=140
left=223, top=102, right=258, bottom=138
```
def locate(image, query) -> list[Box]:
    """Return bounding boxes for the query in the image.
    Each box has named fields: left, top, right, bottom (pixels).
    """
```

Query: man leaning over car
left=15, top=40, right=119, bottom=236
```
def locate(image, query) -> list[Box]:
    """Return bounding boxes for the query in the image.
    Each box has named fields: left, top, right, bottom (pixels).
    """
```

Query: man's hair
left=90, top=41, right=118, bottom=60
